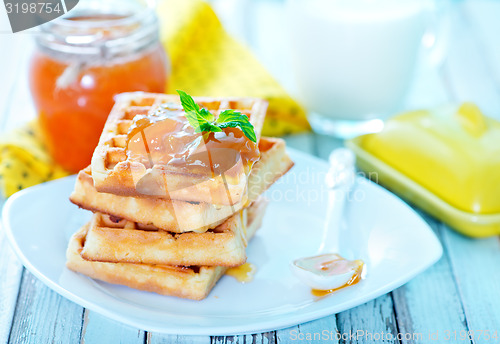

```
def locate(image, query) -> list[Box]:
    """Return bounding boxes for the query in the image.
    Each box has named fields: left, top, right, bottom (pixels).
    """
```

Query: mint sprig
left=177, top=90, right=257, bottom=143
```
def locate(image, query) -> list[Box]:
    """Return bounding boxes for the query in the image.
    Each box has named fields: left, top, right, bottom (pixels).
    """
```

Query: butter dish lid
left=347, top=103, right=500, bottom=237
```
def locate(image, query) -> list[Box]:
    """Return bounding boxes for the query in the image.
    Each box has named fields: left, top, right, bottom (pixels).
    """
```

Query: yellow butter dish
left=347, top=103, right=500, bottom=237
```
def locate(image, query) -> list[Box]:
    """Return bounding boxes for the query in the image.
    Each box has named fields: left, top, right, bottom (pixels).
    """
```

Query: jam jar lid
left=34, top=0, right=160, bottom=61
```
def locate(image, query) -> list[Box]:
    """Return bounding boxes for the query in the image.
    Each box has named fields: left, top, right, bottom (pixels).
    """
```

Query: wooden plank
left=211, top=332, right=276, bottom=344
left=276, top=315, right=339, bottom=344
left=392, top=211, right=470, bottom=344
left=313, top=134, right=344, bottom=161
left=437, top=3, right=500, bottom=341
left=335, top=294, right=399, bottom=344
left=148, top=332, right=210, bottom=344
left=389, top=2, right=500, bottom=341
left=248, top=1, right=295, bottom=92
left=441, top=225, right=500, bottom=344
left=441, top=2, right=500, bottom=118
left=0, top=231, right=23, bottom=344
left=405, top=61, right=449, bottom=110
left=0, top=33, right=34, bottom=344
left=8, top=270, right=84, bottom=344
left=461, top=1, right=500, bottom=109
left=284, top=133, right=315, bottom=155
left=284, top=129, right=397, bottom=344
left=0, top=33, right=27, bottom=132
left=283, top=134, right=398, bottom=344
left=1, top=38, right=37, bottom=132
left=81, top=310, right=145, bottom=344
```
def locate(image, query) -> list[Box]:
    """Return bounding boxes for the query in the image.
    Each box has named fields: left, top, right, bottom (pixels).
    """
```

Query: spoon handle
left=318, top=148, right=356, bottom=254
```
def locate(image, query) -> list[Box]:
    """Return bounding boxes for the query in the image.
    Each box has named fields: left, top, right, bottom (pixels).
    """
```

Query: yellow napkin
left=158, top=0, right=310, bottom=136
left=0, top=0, right=308, bottom=197
left=0, top=121, right=69, bottom=197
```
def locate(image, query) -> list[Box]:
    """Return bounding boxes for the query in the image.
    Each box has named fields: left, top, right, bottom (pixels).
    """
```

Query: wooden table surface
left=1, top=1, right=500, bottom=343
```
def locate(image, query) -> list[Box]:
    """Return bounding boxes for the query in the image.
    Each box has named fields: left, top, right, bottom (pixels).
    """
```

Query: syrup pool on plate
left=226, top=263, right=257, bottom=283
left=292, top=254, right=364, bottom=295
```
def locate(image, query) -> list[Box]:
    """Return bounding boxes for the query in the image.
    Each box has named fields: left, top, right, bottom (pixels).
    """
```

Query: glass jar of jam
left=29, top=2, right=168, bottom=172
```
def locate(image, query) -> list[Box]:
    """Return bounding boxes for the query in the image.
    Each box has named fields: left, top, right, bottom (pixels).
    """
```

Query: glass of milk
left=287, top=0, right=437, bottom=138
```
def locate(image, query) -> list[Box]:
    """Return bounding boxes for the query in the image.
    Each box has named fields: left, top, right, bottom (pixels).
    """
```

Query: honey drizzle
left=311, top=261, right=364, bottom=297
left=125, top=104, right=260, bottom=179
left=140, top=129, right=154, bottom=166
left=239, top=209, right=247, bottom=245
left=226, top=263, right=256, bottom=283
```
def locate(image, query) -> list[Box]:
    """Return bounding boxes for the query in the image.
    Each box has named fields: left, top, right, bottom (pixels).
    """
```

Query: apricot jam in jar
left=29, top=4, right=168, bottom=172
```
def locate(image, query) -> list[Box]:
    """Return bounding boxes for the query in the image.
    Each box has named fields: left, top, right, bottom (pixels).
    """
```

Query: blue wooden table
left=1, top=1, right=500, bottom=343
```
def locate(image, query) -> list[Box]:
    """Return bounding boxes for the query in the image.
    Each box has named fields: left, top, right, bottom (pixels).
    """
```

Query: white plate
left=2, top=149, right=442, bottom=335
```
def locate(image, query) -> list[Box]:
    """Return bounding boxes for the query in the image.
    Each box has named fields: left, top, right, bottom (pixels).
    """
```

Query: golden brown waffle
left=79, top=200, right=266, bottom=267
left=90, top=92, right=268, bottom=205
left=73, top=137, right=293, bottom=233
left=66, top=199, right=266, bottom=300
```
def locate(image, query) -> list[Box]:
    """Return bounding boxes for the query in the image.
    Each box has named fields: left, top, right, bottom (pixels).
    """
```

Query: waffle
left=91, top=92, right=268, bottom=205
left=79, top=200, right=266, bottom=267
left=66, top=199, right=266, bottom=300
left=72, top=137, right=293, bottom=233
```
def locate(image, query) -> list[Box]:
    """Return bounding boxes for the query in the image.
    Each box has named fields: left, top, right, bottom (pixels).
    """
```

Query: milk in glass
left=287, top=0, right=428, bottom=136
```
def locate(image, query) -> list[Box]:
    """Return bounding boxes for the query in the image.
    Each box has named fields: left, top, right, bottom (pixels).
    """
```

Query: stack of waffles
left=66, top=92, right=293, bottom=300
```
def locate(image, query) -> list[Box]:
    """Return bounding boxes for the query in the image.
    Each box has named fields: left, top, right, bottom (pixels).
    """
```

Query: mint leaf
left=190, top=108, right=216, bottom=133
left=199, top=122, right=222, bottom=133
left=184, top=111, right=203, bottom=132
left=177, top=90, right=256, bottom=142
left=216, top=109, right=244, bottom=123
left=177, top=90, right=199, bottom=114
left=177, top=90, right=204, bottom=131
left=199, top=108, right=214, bottom=122
left=217, top=109, right=257, bottom=143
